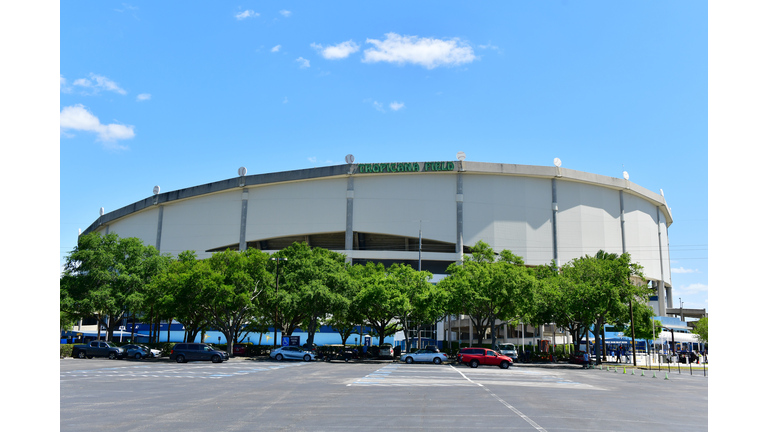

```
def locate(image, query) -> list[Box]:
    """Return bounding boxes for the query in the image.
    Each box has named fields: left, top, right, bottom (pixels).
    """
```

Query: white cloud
left=283, top=97, right=288, bottom=104
left=60, top=104, right=135, bottom=147
left=136, top=93, right=151, bottom=101
left=311, top=40, right=360, bottom=60
left=72, top=73, right=127, bottom=95
left=363, top=33, right=476, bottom=69
left=60, top=75, right=72, bottom=93
left=372, top=101, right=384, bottom=112
left=390, top=101, right=405, bottom=111
left=675, top=283, right=708, bottom=295
left=671, top=267, right=699, bottom=274
left=296, top=57, right=310, bottom=68
left=236, top=10, right=258, bottom=20
left=271, top=45, right=281, bottom=52
left=279, top=10, right=291, bottom=17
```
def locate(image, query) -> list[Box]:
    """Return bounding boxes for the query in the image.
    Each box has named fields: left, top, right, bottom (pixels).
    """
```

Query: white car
left=270, top=346, right=316, bottom=362
left=142, top=345, right=162, bottom=358
left=401, top=349, right=449, bottom=364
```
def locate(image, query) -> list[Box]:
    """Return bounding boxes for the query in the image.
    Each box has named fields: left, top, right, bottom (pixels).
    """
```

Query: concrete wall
left=462, top=174, right=553, bottom=266
left=353, top=173, right=456, bottom=244
left=557, top=181, right=623, bottom=265
left=87, top=163, right=672, bottom=283
left=623, top=193, right=663, bottom=282
left=247, top=178, right=346, bottom=241
left=104, top=206, right=159, bottom=246
left=160, top=189, right=242, bottom=259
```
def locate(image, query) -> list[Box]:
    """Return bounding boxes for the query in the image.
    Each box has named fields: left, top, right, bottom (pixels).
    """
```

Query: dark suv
left=171, top=343, right=229, bottom=363
left=457, top=347, right=513, bottom=369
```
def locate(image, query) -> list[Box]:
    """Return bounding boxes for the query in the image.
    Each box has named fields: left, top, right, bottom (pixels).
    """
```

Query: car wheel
left=405, top=357, right=414, bottom=364
left=108, top=352, right=117, bottom=360
left=303, top=355, right=311, bottom=362
left=275, top=354, right=283, bottom=361
left=176, top=355, right=186, bottom=363
left=433, top=357, right=442, bottom=365
left=77, top=351, right=86, bottom=359
left=500, top=361, right=509, bottom=369
left=212, top=355, right=222, bottom=363
left=470, top=360, right=479, bottom=368
left=134, top=353, right=142, bottom=360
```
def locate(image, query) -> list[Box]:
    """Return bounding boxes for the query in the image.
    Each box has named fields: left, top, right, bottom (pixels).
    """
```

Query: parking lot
left=61, top=358, right=707, bottom=431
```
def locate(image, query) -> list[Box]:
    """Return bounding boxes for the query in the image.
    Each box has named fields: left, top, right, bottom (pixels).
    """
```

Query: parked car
left=569, top=351, right=596, bottom=365
left=457, top=347, right=513, bottom=369
left=72, top=341, right=126, bottom=360
left=233, top=344, right=248, bottom=357
left=140, top=345, right=162, bottom=358
left=492, top=344, right=519, bottom=362
left=270, top=346, right=316, bottom=362
left=122, top=344, right=150, bottom=359
left=401, top=349, right=449, bottom=364
left=170, top=343, right=229, bottom=363
left=378, top=344, right=394, bottom=359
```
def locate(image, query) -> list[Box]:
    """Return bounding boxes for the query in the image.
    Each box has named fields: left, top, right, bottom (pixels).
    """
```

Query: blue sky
left=59, top=1, right=708, bottom=312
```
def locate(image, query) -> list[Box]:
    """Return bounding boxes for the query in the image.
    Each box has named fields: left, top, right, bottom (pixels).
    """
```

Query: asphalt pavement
left=60, top=356, right=707, bottom=431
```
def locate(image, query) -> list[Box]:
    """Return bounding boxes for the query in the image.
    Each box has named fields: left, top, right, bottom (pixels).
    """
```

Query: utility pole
left=630, top=297, right=637, bottom=366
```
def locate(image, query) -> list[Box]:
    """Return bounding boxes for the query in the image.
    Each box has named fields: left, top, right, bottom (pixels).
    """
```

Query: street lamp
left=270, top=257, right=288, bottom=347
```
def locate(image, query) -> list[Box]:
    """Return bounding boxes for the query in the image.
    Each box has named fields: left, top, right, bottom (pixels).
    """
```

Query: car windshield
left=203, top=346, right=214, bottom=351
left=105, top=342, right=117, bottom=348
left=497, top=344, right=515, bottom=350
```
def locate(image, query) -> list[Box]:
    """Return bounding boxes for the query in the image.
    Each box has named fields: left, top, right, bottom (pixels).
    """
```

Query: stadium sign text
left=357, top=161, right=455, bottom=174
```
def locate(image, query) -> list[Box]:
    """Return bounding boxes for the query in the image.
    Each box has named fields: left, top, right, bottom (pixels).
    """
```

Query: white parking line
left=450, top=365, right=548, bottom=432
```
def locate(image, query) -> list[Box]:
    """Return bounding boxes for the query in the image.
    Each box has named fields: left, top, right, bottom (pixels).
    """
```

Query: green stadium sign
left=357, top=161, right=455, bottom=174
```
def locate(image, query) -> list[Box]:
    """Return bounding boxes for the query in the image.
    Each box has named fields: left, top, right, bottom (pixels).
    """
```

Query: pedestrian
left=582, top=351, right=589, bottom=369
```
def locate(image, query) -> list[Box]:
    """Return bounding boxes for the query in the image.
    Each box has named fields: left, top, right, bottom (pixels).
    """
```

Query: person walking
left=582, top=351, right=590, bottom=369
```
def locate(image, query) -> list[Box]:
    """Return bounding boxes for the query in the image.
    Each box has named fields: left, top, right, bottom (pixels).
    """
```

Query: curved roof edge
left=82, top=162, right=672, bottom=236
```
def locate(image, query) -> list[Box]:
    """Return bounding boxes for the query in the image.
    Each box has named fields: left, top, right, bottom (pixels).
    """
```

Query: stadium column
left=345, top=177, right=354, bottom=264
left=665, top=223, right=673, bottom=309
left=155, top=206, right=164, bottom=251
left=656, top=206, right=667, bottom=316
left=239, top=189, right=249, bottom=252
left=620, top=191, right=627, bottom=254
left=551, top=179, right=559, bottom=267
left=456, top=171, right=464, bottom=263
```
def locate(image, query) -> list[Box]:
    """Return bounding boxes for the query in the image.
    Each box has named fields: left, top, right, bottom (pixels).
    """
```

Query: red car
left=232, top=344, right=247, bottom=357
left=457, top=347, right=513, bottom=369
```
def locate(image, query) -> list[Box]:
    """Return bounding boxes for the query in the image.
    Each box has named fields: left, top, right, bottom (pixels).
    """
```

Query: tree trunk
left=307, top=315, right=318, bottom=346
left=97, top=312, right=102, bottom=340
left=593, top=319, right=603, bottom=364
left=167, top=318, right=172, bottom=343
left=200, top=329, right=206, bottom=344
left=490, top=316, right=497, bottom=348
left=601, top=324, right=607, bottom=362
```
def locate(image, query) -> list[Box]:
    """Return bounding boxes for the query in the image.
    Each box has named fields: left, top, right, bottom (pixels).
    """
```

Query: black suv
left=171, top=343, right=229, bottom=363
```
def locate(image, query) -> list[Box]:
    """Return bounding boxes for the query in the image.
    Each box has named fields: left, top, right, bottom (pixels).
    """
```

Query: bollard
left=623, top=367, right=626, bottom=374
left=652, top=372, right=656, bottom=378
left=641, top=370, right=645, bottom=376
left=665, top=372, right=669, bottom=380
left=615, top=367, right=618, bottom=373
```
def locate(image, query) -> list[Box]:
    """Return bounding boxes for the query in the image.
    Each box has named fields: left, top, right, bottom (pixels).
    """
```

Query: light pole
left=270, top=257, right=288, bottom=347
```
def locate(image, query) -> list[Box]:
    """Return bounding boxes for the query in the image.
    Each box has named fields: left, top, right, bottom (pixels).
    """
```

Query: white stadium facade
left=82, top=159, right=675, bottom=347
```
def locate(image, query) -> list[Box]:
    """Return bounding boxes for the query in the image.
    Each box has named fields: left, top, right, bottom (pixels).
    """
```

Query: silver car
left=401, top=349, right=449, bottom=364
left=122, top=344, right=150, bottom=359
left=270, top=346, right=316, bottom=362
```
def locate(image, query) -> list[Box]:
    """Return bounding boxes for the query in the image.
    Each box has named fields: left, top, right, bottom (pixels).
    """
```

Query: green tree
left=193, top=249, right=272, bottom=355
left=691, top=316, right=708, bottom=345
left=60, top=232, right=169, bottom=341
left=350, top=262, right=401, bottom=346
left=441, top=241, right=536, bottom=347
left=560, top=250, right=645, bottom=363
left=277, top=243, right=352, bottom=346
left=388, top=263, right=442, bottom=351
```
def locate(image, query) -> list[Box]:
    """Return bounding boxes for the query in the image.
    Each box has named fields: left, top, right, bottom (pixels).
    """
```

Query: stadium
left=79, top=158, right=675, bottom=347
